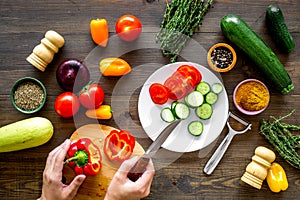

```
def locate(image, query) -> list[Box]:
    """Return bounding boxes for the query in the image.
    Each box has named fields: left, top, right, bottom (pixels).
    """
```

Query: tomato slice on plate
left=149, top=83, right=169, bottom=105
left=171, top=71, right=194, bottom=94
left=164, top=75, right=187, bottom=100
left=177, top=65, right=202, bottom=87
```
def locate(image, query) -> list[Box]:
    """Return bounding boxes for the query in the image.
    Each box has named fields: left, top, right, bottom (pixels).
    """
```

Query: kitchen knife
left=127, top=120, right=181, bottom=182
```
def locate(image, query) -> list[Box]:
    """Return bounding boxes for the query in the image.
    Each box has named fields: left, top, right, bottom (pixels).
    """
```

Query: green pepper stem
left=64, top=150, right=89, bottom=167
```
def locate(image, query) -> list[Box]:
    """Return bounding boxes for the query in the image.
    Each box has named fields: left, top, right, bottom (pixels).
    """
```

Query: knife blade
left=127, top=120, right=181, bottom=182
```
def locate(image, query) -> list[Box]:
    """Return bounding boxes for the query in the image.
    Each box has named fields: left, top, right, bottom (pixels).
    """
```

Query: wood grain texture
left=0, top=0, right=299, bottom=199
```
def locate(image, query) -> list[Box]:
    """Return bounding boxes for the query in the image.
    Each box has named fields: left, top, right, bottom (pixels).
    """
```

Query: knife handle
left=127, top=155, right=150, bottom=182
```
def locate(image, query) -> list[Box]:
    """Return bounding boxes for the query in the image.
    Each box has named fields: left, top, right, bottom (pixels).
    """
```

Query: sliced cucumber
left=188, top=121, right=203, bottom=136
left=184, top=91, right=204, bottom=108
left=171, top=101, right=179, bottom=111
left=196, top=81, right=211, bottom=95
left=212, top=83, right=223, bottom=94
left=170, top=101, right=179, bottom=117
left=205, top=91, right=218, bottom=105
left=173, top=102, right=190, bottom=120
left=160, top=108, right=175, bottom=123
left=196, top=103, right=213, bottom=120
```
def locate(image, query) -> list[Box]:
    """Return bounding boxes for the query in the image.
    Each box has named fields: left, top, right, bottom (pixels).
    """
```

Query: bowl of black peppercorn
left=10, top=77, right=47, bottom=114
left=207, top=43, right=237, bottom=73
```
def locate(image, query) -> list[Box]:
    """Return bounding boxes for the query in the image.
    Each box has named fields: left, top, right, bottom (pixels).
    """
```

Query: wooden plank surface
left=0, top=0, right=299, bottom=199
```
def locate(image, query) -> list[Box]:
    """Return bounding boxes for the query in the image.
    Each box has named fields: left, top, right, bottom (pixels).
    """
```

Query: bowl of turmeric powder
left=233, top=79, right=270, bottom=115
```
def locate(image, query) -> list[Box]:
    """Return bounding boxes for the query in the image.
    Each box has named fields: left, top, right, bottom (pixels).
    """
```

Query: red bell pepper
left=65, top=138, right=102, bottom=176
left=104, top=129, right=135, bottom=162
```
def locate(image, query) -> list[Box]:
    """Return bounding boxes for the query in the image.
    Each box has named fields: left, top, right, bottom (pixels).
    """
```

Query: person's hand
left=105, top=156, right=155, bottom=200
left=38, top=139, right=86, bottom=200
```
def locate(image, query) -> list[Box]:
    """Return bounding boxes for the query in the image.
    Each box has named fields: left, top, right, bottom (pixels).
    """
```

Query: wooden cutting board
left=63, top=124, right=145, bottom=199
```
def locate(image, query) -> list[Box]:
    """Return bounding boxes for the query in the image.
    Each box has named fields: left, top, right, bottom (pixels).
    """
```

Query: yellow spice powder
left=235, top=81, right=269, bottom=111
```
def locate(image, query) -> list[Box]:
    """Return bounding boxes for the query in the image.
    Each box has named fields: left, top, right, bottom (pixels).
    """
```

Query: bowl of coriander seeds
left=10, top=77, right=47, bottom=114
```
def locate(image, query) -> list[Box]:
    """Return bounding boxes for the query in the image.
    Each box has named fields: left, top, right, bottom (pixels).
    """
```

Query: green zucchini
left=266, top=5, right=295, bottom=53
left=221, top=14, right=294, bottom=94
left=0, top=117, right=53, bottom=152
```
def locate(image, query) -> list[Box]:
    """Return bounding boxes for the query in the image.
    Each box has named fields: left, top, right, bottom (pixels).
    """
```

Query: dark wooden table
left=0, top=0, right=299, bottom=199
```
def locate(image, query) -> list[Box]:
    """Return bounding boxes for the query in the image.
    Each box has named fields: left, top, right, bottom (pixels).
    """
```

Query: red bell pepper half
left=65, top=138, right=102, bottom=176
left=104, top=129, right=136, bottom=162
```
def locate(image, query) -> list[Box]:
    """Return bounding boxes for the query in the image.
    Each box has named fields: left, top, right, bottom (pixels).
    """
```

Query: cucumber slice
left=184, top=91, right=204, bottom=108
left=171, top=101, right=179, bottom=118
left=174, top=102, right=190, bottom=120
left=196, top=103, right=213, bottom=120
left=188, top=121, right=203, bottom=136
left=196, top=81, right=211, bottom=95
left=212, top=83, right=223, bottom=94
left=160, top=108, right=175, bottom=123
left=205, top=91, right=218, bottom=105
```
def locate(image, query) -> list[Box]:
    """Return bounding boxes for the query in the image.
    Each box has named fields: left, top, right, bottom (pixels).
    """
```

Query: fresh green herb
left=156, top=0, right=213, bottom=63
left=259, top=109, right=300, bottom=169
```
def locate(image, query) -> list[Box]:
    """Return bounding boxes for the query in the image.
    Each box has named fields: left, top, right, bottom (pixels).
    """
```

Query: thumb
left=65, top=174, right=86, bottom=198
left=117, top=156, right=139, bottom=177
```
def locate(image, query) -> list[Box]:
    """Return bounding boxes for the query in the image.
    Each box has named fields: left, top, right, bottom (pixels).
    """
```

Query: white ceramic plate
left=138, top=62, right=229, bottom=152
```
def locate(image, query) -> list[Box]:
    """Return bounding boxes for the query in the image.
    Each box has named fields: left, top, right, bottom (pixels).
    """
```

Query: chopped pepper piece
left=100, top=58, right=131, bottom=76
left=266, top=162, right=288, bottom=193
left=85, top=105, right=112, bottom=119
left=65, top=138, right=102, bottom=176
left=104, top=129, right=135, bottom=162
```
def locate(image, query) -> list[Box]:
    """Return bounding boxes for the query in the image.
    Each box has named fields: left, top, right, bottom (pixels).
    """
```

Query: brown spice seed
left=14, top=82, right=44, bottom=111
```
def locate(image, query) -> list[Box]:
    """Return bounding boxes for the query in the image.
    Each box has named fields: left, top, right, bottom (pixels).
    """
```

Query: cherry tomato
left=176, top=65, right=202, bottom=87
left=115, top=14, right=142, bottom=42
left=149, top=83, right=169, bottom=105
left=164, top=76, right=187, bottom=100
left=54, top=92, right=80, bottom=118
left=79, top=84, right=105, bottom=109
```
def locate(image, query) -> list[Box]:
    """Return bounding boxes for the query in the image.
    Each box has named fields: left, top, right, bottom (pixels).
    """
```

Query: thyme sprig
left=156, top=0, right=214, bottom=63
left=259, top=109, right=300, bottom=169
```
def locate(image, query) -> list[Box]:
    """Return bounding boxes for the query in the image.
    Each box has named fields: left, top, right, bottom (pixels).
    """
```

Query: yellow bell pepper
left=85, top=105, right=112, bottom=119
left=90, top=18, right=109, bottom=47
left=266, top=162, right=288, bottom=193
left=100, top=58, right=131, bottom=76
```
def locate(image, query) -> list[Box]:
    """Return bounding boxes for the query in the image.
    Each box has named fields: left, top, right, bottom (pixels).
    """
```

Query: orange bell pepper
left=85, top=105, right=112, bottom=119
left=266, top=162, right=288, bottom=193
left=100, top=58, right=131, bottom=76
left=90, top=18, right=109, bottom=47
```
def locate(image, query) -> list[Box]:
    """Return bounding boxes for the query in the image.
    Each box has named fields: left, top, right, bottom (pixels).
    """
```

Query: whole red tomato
left=78, top=83, right=105, bottom=109
left=54, top=92, right=80, bottom=118
left=115, top=14, right=142, bottom=42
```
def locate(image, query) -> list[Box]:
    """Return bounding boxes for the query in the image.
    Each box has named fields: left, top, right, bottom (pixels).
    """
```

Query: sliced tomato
left=171, top=71, right=194, bottom=94
left=164, top=76, right=187, bottom=100
left=177, top=65, right=202, bottom=87
left=149, top=83, right=169, bottom=105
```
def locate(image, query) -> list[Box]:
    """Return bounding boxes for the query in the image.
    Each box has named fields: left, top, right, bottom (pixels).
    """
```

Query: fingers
left=55, top=139, right=71, bottom=166
left=65, top=174, right=86, bottom=199
left=145, top=158, right=155, bottom=172
left=118, top=156, right=139, bottom=175
left=134, top=158, right=155, bottom=186
left=117, top=156, right=155, bottom=184
left=46, top=139, right=70, bottom=164
left=44, top=139, right=71, bottom=180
